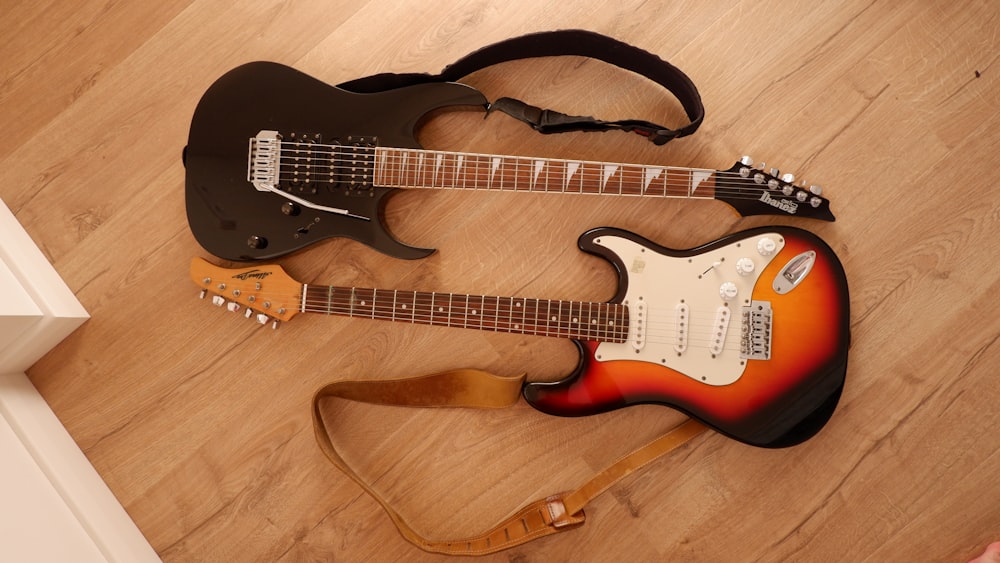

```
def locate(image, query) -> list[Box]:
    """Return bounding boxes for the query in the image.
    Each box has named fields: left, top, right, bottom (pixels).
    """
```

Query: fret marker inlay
left=602, top=165, right=618, bottom=189
left=564, top=162, right=580, bottom=189
left=643, top=167, right=664, bottom=192
left=691, top=170, right=712, bottom=195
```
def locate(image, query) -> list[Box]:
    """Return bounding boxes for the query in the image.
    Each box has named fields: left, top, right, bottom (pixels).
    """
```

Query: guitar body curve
left=523, top=226, right=850, bottom=448
left=184, top=61, right=488, bottom=260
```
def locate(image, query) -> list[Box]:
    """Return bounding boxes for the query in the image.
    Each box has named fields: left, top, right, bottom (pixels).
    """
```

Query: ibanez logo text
left=759, top=191, right=798, bottom=214
left=233, top=270, right=272, bottom=281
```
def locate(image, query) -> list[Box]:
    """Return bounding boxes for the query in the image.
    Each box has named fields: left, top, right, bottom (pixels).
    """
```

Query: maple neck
left=301, top=284, right=629, bottom=342
left=372, top=147, right=717, bottom=198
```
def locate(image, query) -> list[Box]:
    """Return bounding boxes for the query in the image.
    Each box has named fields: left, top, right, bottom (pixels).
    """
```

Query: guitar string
left=260, top=145, right=821, bottom=202
left=290, top=299, right=743, bottom=351
left=216, top=287, right=779, bottom=351
left=246, top=288, right=783, bottom=328
left=268, top=158, right=806, bottom=199
left=269, top=166, right=803, bottom=198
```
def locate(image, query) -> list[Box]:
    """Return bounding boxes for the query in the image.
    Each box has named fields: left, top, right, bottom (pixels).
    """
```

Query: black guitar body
left=184, top=61, right=487, bottom=260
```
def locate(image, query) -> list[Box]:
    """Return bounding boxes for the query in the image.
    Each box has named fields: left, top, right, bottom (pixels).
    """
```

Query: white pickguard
left=592, top=233, right=785, bottom=386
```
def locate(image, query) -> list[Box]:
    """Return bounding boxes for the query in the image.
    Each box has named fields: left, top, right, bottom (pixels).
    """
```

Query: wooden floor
left=5, top=1, right=999, bottom=560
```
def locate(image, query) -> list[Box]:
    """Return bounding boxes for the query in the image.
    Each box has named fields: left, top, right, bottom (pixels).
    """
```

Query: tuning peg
left=810, top=196, right=823, bottom=208
left=211, top=295, right=226, bottom=307
left=226, top=301, right=241, bottom=313
left=781, top=172, right=795, bottom=184
left=271, top=320, right=280, bottom=330
left=809, top=184, right=823, bottom=196
left=244, top=308, right=254, bottom=319
left=199, top=290, right=207, bottom=300
left=739, top=155, right=753, bottom=166
left=769, top=167, right=780, bottom=177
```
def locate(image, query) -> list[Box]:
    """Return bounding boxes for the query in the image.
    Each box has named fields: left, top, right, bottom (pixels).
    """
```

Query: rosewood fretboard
left=301, top=284, right=629, bottom=342
left=372, top=147, right=718, bottom=198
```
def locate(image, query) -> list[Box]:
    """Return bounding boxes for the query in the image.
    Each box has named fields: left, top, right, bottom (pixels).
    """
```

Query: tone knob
left=757, top=237, right=777, bottom=256
left=719, top=282, right=739, bottom=301
left=736, top=258, right=756, bottom=276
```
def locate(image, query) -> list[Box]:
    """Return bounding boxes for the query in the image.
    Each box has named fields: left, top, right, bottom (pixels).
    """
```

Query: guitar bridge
left=248, top=130, right=281, bottom=191
left=740, top=301, right=772, bottom=360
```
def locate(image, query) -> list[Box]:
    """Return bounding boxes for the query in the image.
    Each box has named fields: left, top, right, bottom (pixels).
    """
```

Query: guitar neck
left=373, top=147, right=718, bottom=198
left=301, top=284, right=629, bottom=342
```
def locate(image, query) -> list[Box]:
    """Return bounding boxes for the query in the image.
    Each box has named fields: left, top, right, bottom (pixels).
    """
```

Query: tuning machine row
left=739, top=155, right=824, bottom=207
left=199, top=289, right=280, bottom=329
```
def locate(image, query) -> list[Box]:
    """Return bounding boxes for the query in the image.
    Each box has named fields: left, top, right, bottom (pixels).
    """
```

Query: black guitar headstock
left=715, top=156, right=835, bottom=221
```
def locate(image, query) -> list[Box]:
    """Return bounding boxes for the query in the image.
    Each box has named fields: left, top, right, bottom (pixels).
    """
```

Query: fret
left=463, top=294, right=471, bottom=328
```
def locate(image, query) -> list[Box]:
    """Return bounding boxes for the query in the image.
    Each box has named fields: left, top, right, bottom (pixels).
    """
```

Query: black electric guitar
left=192, top=225, right=850, bottom=448
left=184, top=62, right=835, bottom=261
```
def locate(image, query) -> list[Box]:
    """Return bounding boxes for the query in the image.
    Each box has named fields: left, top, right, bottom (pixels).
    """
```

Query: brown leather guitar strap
left=312, top=368, right=708, bottom=556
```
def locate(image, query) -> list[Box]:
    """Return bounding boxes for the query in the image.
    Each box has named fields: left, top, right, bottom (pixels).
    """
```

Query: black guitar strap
left=336, top=29, right=704, bottom=146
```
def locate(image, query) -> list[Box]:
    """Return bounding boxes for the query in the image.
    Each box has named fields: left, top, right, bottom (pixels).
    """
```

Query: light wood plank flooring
left=4, top=1, right=999, bottom=560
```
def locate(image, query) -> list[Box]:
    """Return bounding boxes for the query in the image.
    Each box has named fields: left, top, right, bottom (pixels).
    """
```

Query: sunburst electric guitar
left=184, top=62, right=835, bottom=261
left=192, top=226, right=850, bottom=448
